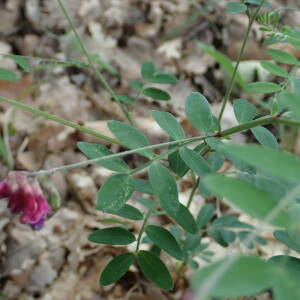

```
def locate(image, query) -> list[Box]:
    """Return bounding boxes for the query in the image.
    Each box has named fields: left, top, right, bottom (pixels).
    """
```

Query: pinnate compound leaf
left=100, top=253, right=135, bottom=285
left=185, top=92, right=213, bottom=134
left=221, top=144, right=300, bottom=180
left=169, top=203, right=198, bottom=234
left=77, top=142, right=130, bottom=172
left=137, top=250, right=173, bottom=290
left=278, top=92, right=300, bottom=120
left=260, top=61, right=289, bottom=78
left=146, top=225, right=183, bottom=260
left=233, top=98, right=257, bottom=123
left=149, top=162, right=179, bottom=215
left=108, top=120, right=153, bottom=158
left=88, top=227, right=136, bottom=245
left=268, top=48, right=298, bottom=65
left=245, top=82, right=281, bottom=94
left=0, top=68, right=19, bottom=81
left=97, top=174, right=134, bottom=212
left=226, top=2, right=247, bottom=14
left=204, top=175, right=291, bottom=228
left=192, top=256, right=276, bottom=298
left=251, top=126, right=278, bottom=149
left=151, top=110, right=185, bottom=140
left=179, top=147, right=213, bottom=176
left=142, top=87, right=171, bottom=101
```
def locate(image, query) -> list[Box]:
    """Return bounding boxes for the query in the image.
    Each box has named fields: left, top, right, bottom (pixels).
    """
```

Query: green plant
left=1, top=0, right=300, bottom=299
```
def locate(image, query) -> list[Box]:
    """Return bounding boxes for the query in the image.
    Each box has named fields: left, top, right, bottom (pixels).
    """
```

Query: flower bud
left=38, top=175, right=61, bottom=211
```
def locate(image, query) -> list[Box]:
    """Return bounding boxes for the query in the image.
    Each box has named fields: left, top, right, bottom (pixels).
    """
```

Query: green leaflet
left=97, top=174, right=134, bottom=212
left=221, top=144, right=300, bottom=180
left=204, top=174, right=291, bottom=228
left=151, top=110, right=185, bottom=140
left=88, top=227, right=136, bottom=245
left=108, top=120, right=153, bottom=158
left=137, top=250, right=173, bottom=290
left=192, top=256, right=277, bottom=298
left=149, top=162, right=179, bottom=215
left=146, top=225, right=183, bottom=260
left=100, top=253, right=135, bottom=285
left=185, top=92, right=213, bottom=134
left=77, top=142, right=130, bottom=172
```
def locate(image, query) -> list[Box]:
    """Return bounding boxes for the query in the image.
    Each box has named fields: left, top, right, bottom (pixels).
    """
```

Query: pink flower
left=0, top=171, right=51, bottom=229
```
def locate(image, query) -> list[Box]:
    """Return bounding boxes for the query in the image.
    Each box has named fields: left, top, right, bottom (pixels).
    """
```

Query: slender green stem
left=276, top=117, right=300, bottom=128
left=24, top=112, right=300, bottom=177
left=56, top=0, right=133, bottom=124
left=0, top=95, right=120, bottom=145
left=219, top=114, right=277, bottom=136
left=135, top=210, right=152, bottom=253
left=218, top=1, right=265, bottom=121
left=128, top=140, right=196, bottom=176
left=28, top=136, right=208, bottom=177
left=187, top=177, right=200, bottom=209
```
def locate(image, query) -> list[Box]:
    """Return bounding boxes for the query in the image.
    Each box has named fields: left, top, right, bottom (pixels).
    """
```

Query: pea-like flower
left=0, top=171, right=51, bottom=230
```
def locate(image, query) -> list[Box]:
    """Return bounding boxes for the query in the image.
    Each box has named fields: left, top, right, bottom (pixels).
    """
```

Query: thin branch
left=218, top=1, right=265, bottom=121
left=56, top=0, right=133, bottom=124
left=0, top=95, right=121, bottom=145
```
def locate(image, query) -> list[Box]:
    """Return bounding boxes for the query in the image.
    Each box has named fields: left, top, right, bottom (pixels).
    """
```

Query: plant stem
left=56, top=0, right=133, bottom=124
left=128, top=140, right=196, bottom=176
left=135, top=210, right=152, bottom=253
left=218, top=1, right=265, bottom=121
left=187, top=177, right=200, bottom=209
left=28, top=136, right=208, bottom=177
left=218, top=114, right=277, bottom=136
left=276, top=117, right=300, bottom=128
left=25, top=113, right=300, bottom=177
left=0, top=95, right=121, bottom=145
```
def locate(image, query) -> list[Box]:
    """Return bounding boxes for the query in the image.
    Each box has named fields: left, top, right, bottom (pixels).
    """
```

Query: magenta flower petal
left=1, top=171, right=52, bottom=229
left=0, top=180, right=9, bottom=198
left=8, top=191, right=25, bottom=214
